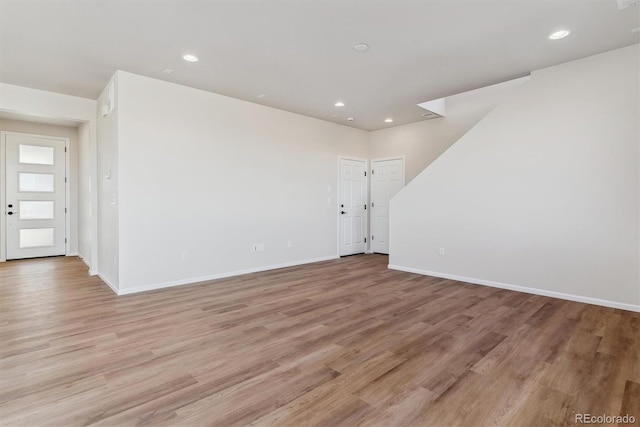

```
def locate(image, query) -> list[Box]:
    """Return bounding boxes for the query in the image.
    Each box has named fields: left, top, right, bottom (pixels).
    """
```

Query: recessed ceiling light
left=353, top=43, right=369, bottom=52
left=182, top=54, right=199, bottom=62
left=334, top=101, right=345, bottom=107
left=347, top=117, right=354, bottom=122
left=384, top=118, right=393, bottom=123
left=548, top=30, right=570, bottom=40
left=163, top=69, right=174, bottom=74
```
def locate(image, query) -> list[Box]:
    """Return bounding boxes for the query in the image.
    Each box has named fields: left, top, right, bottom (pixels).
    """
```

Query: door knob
left=341, top=211, right=346, bottom=214
left=7, top=212, right=14, bottom=215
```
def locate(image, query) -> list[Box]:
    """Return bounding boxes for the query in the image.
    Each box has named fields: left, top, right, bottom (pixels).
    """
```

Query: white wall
left=0, top=83, right=97, bottom=271
left=114, top=71, right=368, bottom=292
left=96, top=75, right=119, bottom=291
left=0, top=119, right=80, bottom=255
left=369, top=77, right=528, bottom=183
left=389, top=45, right=640, bottom=310
left=78, top=122, right=92, bottom=265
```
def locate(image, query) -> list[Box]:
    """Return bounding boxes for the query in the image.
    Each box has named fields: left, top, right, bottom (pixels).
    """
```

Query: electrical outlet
left=439, top=247, right=445, bottom=256
left=287, top=240, right=293, bottom=248
left=257, top=243, right=265, bottom=251
left=182, top=251, right=189, bottom=260
left=252, top=244, right=258, bottom=252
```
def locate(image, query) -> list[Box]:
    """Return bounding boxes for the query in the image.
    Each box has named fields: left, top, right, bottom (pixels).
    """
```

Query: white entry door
left=4, top=133, right=67, bottom=260
left=339, top=158, right=367, bottom=256
left=371, top=157, right=405, bottom=254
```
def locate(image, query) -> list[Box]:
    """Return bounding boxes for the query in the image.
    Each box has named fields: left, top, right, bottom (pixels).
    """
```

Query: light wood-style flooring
left=1, top=255, right=639, bottom=426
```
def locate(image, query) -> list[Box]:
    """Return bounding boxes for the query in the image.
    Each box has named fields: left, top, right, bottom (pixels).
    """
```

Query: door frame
left=337, top=155, right=369, bottom=257
left=370, top=155, right=406, bottom=254
left=0, top=131, right=70, bottom=262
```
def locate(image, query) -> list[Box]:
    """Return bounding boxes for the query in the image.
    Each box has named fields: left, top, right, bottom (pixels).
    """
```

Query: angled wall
left=369, top=77, right=528, bottom=183
left=389, top=45, right=640, bottom=311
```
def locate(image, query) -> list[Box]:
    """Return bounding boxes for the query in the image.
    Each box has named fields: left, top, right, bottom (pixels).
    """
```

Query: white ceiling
left=0, top=0, right=638, bottom=131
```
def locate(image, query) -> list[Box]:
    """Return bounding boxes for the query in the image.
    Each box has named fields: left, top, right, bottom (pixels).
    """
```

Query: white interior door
left=4, top=133, right=67, bottom=260
left=371, top=157, right=405, bottom=254
left=339, top=158, right=366, bottom=256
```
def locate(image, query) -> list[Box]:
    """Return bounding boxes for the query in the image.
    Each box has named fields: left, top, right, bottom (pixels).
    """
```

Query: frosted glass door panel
left=19, top=144, right=55, bottom=165
left=19, top=173, right=55, bottom=192
left=19, top=228, right=55, bottom=248
left=19, top=201, right=55, bottom=220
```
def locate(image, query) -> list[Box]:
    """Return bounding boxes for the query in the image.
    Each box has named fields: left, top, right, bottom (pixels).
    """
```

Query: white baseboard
left=79, top=255, right=90, bottom=268
left=116, top=255, right=340, bottom=296
left=388, top=264, right=640, bottom=313
left=98, top=273, right=119, bottom=295
left=76, top=254, right=98, bottom=276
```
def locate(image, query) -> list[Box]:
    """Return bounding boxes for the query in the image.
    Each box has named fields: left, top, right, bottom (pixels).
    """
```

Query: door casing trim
left=0, top=131, right=70, bottom=262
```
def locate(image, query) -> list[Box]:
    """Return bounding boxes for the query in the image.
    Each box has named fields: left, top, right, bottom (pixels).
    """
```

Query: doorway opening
left=1, top=131, right=70, bottom=261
